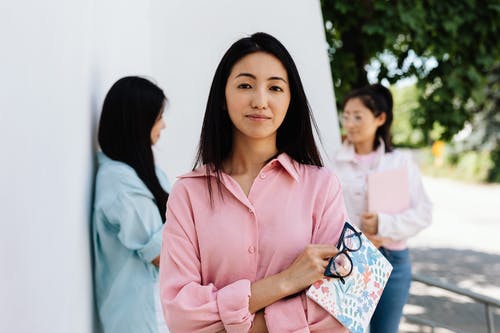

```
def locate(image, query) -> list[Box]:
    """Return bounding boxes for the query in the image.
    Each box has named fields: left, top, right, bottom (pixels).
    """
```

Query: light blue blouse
left=92, top=152, right=170, bottom=333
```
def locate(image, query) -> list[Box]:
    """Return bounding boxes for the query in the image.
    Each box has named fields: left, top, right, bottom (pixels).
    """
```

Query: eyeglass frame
left=324, top=222, right=363, bottom=284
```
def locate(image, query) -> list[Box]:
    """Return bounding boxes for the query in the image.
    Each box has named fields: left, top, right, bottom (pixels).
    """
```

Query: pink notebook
left=368, top=167, right=410, bottom=214
left=368, top=167, right=410, bottom=250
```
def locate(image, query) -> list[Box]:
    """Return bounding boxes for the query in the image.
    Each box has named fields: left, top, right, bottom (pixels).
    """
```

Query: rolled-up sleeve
left=160, top=182, right=254, bottom=333
left=103, top=193, right=163, bottom=263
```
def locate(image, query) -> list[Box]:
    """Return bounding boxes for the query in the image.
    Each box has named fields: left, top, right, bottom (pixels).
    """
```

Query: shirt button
left=248, top=208, right=254, bottom=214
left=259, top=173, right=266, bottom=179
left=248, top=246, right=255, bottom=254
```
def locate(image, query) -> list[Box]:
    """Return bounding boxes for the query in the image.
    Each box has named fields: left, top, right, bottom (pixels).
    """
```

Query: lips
left=246, top=114, right=271, bottom=120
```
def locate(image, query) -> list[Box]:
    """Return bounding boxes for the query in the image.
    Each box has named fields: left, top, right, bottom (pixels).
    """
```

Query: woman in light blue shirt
left=93, top=76, right=170, bottom=333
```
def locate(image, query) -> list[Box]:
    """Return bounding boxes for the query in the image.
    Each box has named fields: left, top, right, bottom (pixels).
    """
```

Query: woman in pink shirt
left=160, top=32, right=349, bottom=333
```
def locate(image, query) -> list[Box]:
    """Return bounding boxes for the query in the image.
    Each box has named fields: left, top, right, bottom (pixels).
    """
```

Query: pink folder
left=368, top=167, right=410, bottom=214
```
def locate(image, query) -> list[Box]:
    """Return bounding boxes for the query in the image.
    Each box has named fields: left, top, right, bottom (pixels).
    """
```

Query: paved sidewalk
left=400, top=176, right=500, bottom=333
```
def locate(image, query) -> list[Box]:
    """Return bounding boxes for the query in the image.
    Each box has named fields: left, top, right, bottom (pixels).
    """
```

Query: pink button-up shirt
left=160, top=153, right=349, bottom=333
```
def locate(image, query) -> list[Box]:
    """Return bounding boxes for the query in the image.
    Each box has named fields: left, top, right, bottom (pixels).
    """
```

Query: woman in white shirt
left=331, top=83, right=432, bottom=333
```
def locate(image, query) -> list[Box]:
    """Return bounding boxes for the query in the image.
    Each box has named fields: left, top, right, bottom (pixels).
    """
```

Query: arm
left=160, top=183, right=254, bottom=333
left=376, top=156, right=433, bottom=241
left=104, top=193, right=163, bottom=263
left=264, top=173, right=349, bottom=333
left=249, top=244, right=340, bottom=313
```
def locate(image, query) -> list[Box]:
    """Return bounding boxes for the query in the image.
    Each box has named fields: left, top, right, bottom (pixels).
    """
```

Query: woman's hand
left=248, top=244, right=338, bottom=314
left=360, top=213, right=379, bottom=235
left=365, top=234, right=384, bottom=248
left=361, top=213, right=384, bottom=248
left=281, top=244, right=339, bottom=295
left=151, top=256, right=160, bottom=267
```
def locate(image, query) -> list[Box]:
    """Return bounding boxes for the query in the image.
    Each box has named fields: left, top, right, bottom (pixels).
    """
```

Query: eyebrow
left=235, top=73, right=288, bottom=83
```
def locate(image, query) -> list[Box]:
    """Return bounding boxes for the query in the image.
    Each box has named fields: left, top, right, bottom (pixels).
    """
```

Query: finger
left=308, top=244, right=340, bottom=258
left=362, top=212, right=374, bottom=219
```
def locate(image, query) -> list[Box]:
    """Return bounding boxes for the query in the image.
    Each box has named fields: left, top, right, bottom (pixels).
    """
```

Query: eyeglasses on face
left=324, top=222, right=362, bottom=284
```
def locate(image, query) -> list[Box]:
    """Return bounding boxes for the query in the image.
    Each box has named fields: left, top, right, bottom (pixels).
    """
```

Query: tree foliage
left=321, top=0, right=500, bottom=143
left=463, top=65, right=500, bottom=181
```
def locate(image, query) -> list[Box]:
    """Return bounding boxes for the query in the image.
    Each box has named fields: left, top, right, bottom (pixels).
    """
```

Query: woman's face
left=342, top=97, right=386, bottom=148
left=150, top=106, right=166, bottom=145
left=225, top=51, right=291, bottom=144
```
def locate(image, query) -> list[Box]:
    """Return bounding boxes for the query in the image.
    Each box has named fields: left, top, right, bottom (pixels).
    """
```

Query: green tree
left=461, top=65, right=500, bottom=181
left=321, top=0, right=500, bottom=143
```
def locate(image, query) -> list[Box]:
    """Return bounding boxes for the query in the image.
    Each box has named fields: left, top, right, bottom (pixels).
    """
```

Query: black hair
left=342, top=83, right=394, bottom=153
left=194, top=32, right=323, bottom=201
left=98, top=76, right=169, bottom=222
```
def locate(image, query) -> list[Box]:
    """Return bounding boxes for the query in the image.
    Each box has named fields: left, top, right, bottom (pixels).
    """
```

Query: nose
left=159, top=118, right=166, bottom=130
left=250, top=88, right=268, bottom=110
left=341, top=115, right=355, bottom=129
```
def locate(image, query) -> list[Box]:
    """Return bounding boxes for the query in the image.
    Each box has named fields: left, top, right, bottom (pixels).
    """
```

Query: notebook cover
left=368, top=167, right=410, bottom=214
left=306, top=230, right=393, bottom=333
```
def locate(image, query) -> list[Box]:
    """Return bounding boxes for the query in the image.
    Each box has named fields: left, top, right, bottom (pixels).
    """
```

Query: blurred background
left=319, top=1, right=500, bottom=332
left=1, top=1, right=499, bottom=332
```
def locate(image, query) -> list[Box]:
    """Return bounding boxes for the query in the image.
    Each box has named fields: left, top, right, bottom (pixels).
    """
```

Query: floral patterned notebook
left=306, top=223, right=393, bottom=333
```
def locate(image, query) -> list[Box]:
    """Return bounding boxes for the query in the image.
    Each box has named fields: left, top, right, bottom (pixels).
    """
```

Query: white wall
left=152, top=0, right=340, bottom=178
left=0, top=1, right=339, bottom=332
left=0, top=1, right=95, bottom=332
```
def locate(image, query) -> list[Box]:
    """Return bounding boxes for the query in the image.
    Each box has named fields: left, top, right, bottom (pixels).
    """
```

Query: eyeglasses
left=340, top=113, right=364, bottom=125
left=324, top=222, right=362, bottom=284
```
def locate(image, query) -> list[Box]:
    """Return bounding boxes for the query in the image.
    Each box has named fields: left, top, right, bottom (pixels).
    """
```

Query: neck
left=224, top=136, right=278, bottom=176
left=353, top=141, right=375, bottom=155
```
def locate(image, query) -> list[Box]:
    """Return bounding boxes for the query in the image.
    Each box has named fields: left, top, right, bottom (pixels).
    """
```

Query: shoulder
left=330, top=142, right=355, bottom=168
left=296, top=163, right=342, bottom=190
left=94, top=155, right=151, bottom=202
left=168, top=167, right=208, bottom=198
left=96, top=162, right=142, bottom=190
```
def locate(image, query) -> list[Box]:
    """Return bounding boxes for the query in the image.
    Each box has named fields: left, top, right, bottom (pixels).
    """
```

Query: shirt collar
left=178, top=152, right=300, bottom=182
left=275, top=153, right=300, bottom=181
left=335, top=138, right=386, bottom=163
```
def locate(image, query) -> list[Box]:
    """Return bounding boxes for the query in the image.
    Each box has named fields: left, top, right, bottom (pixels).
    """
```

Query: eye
left=237, top=83, right=252, bottom=89
left=355, top=115, right=362, bottom=121
left=270, top=85, right=284, bottom=92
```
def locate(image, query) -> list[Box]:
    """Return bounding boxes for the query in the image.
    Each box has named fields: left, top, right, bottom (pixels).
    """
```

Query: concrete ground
left=399, top=176, right=500, bottom=333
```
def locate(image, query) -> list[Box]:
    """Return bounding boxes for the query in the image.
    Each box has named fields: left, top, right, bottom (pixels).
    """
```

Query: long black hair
left=342, top=83, right=394, bottom=153
left=98, top=76, right=169, bottom=222
left=194, top=32, right=323, bottom=200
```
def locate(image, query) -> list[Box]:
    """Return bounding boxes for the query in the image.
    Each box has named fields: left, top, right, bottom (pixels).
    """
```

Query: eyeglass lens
left=343, top=227, right=362, bottom=251
left=332, top=252, right=352, bottom=277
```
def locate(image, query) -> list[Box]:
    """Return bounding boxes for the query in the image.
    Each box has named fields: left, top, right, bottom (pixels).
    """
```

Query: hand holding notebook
left=306, top=222, right=393, bottom=333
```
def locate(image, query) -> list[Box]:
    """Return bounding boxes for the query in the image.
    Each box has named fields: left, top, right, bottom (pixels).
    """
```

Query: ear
left=376, top=112, right=387, bottom=127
